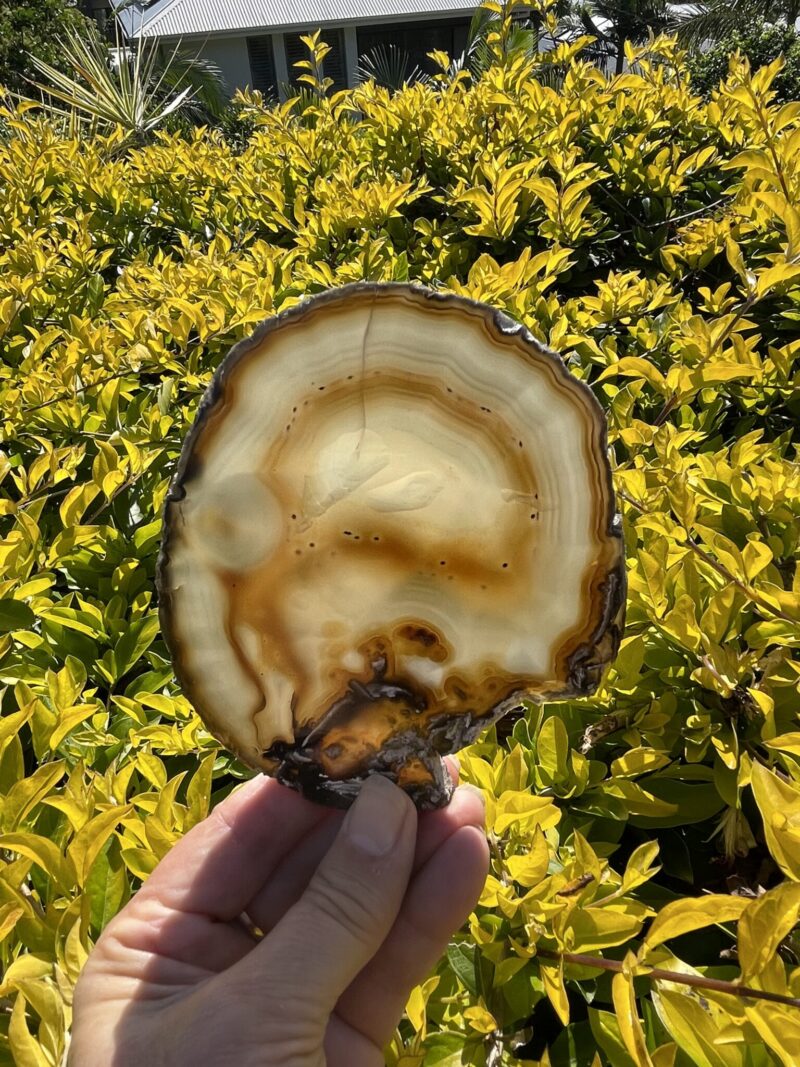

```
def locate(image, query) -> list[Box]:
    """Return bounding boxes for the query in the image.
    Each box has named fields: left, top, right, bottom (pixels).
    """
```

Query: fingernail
left=344, top=775, right=410, bottom=856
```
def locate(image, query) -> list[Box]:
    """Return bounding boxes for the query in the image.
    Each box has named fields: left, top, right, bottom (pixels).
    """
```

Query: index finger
left=136, top=774, right=333, bottom=921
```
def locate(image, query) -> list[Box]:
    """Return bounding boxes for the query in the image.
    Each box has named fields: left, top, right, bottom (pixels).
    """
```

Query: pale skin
left=69, top=763, right=488, bottom=1066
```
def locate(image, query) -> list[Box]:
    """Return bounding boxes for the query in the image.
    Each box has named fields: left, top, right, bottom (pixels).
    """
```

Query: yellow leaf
left=495, top=744, right=529, bottom=793
left=8, top=994, right=50, bottom=1067
left=651, top=1045, right=677, bottom=1067
left=567, top=906, right=649, bottom=951
left=463, top=1005, right=498, bottom=1034
left=2, top=759, right=66, bottom=832
left=186, top=752, right=217, bottom=829
left=135, top=751, right=168, bottom=789
left=612, top=748, right=672, bottom=778
left=506, top=826, right=550, bottom=887
left=0, top=955, right=51, bottom=998
left=120, top=847, right=159, bottom=880
left=612, top=967, right=654, bottom=1067
left=494, top=791, right=561, bottom=834
left=406, top=985, right=426, bottom=1033
left=644, top=895, right=749, bottom=950
left=49, top=703, right=100, bottom=750
left=744, top=1001, right=800, bottom=1067
left=725, top=237, right=752, bottom=288
left=13, top=977, right=63, bottom=1057
left=405, top=975, right=438, bottom=1034
left=652, top=988, right=743, bottom=1067
left=0, top=832, right=75, bottom=894
left=62, top=917, right=90, bottom=984
left=67, top=804, right=131, bottom=887
left=622, top=841, right=661, bottom=892
left=598, top=357, right=667, bottom=392
left=751, top=762, right=800, bottom=880
left=764, top=730, right=800, bottom=755
left=58, top=482, right=101, bottom=527
left=0, top=901, right=24, bottom=943
left=738, top=881, right=800, bottom=980
left=541, top=958, right=570, bottom=1026
left=0, top=703, right=35, bottom=754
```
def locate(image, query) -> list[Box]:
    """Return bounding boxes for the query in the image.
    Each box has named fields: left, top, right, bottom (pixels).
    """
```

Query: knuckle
left=303, top=862, right=384, bottom=945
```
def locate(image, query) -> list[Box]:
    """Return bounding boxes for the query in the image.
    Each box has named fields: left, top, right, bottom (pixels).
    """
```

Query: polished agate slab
left=158, top=283, right=625, bottom=808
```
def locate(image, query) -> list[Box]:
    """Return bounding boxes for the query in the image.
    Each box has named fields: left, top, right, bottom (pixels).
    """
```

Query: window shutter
left=284, top=32, right=308, bottom=85
left=246, top=35, right=277, bottom=96
left=323, top=29, right=347, bottom=92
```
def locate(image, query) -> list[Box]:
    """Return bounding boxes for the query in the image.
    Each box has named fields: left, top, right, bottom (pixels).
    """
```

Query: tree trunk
left=615, top=41, right=625, bottom=75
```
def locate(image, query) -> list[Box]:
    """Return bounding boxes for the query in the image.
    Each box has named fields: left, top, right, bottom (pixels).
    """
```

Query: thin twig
left=536, top=948, right=800, bottom=1009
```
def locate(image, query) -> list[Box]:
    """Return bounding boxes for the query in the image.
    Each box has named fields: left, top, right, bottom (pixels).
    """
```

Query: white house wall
left=189, top=35, right=253, bottom=93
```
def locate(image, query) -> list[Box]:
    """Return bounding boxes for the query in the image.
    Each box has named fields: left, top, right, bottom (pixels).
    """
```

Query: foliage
left=357, top=44, right=428, bottom=91
left=0, top=0, right=89, bottom=98
left=576, top=0, right=671, bottom=73
left=675, top=0, right=800, bottom=49
left=688, top=22, right=800, bottom=103
left=27, top=23, right=227, bottom=144
left=1, top=32, right=800, bottom=1067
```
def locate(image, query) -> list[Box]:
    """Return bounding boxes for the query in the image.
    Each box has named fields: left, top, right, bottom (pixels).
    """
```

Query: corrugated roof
left=118, top=0, right=477, bottom=38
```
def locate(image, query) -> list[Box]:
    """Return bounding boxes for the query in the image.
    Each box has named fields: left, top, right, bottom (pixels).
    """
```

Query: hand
left=69, top=765, right=488, bottom=1066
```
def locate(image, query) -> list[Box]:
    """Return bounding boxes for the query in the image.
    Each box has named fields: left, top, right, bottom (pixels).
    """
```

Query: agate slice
left=157, top=283, right=625, bottom=809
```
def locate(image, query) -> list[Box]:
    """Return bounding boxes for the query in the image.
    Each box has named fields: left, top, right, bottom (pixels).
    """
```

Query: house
left=112, top=0, right=478, bottom=98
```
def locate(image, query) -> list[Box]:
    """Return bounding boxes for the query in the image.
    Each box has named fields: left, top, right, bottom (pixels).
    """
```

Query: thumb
left=232, top=774, right=417, bottom=1018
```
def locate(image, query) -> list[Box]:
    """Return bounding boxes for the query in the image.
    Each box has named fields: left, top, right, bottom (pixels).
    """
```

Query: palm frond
left=156, top=50, right=229, bottom=118
left=25, top=21, right=210, bottom=140
left=356, top=45, right=427, bottom=90
left=672, top=0, right=792, bottom=46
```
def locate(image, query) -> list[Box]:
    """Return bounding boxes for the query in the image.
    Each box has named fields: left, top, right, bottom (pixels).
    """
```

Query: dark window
left=357, top=19, right=471, bottom=77
left=247, top=35, right=278, bottom=96
left=284, top=29, right=347, bottom=92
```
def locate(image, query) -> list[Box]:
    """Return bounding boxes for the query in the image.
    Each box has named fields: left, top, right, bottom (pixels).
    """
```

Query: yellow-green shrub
left=1, top=35, right=799, bottom=1067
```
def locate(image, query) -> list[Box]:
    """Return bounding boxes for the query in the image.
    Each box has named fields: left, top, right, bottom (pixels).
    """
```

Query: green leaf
left=0, top=599, right=35, bottom=633
left=589, top=1009, right=638, bottom=1067
left=86, top=839, right=130, bottom=934
left=446, top=943, right=479, bottom=998
left=112, top=614, right=160, bottom=679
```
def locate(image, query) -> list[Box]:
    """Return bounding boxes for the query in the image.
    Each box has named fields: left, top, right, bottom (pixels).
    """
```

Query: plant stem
left=536, top=948, right=800, bottom=1009
left=684, top=536, right=796, bottom=626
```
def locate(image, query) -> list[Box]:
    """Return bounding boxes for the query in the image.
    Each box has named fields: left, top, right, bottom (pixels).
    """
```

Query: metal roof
left=117, top=0, right=477, bottom=38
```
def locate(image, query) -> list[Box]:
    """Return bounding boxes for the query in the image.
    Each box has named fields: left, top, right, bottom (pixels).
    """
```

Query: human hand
left=69, top=765, right=488, bottom=1066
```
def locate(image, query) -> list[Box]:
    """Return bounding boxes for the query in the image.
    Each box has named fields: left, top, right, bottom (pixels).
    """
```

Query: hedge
left=0, top=34, right=799, bottom=1067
